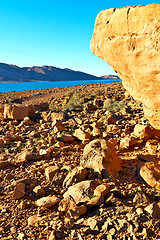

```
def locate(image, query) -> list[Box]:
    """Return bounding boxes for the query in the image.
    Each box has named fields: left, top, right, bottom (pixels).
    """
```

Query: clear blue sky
left=0, top=0, right=159, bottom=76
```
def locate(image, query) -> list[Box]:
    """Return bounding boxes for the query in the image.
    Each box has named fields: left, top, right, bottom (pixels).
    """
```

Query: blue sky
left=0, top=0, right=159, bottom=76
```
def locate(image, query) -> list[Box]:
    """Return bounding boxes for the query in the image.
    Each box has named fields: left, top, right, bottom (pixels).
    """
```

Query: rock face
left=90, top=3, right=160, bottom=129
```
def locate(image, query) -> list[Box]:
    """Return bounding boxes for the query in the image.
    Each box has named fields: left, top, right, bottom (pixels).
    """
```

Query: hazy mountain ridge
left=101, top=75, right=120, bottom=79
left=0, top=63, right=103, bottom=82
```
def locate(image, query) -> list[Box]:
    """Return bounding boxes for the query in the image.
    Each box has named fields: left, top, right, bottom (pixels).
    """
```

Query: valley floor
left=0, top=82, right=160, bottom=240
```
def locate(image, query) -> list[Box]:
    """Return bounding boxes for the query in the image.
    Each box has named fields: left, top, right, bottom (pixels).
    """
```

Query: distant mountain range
left=101, top=75, right=120, bottom=79
left=0, top=63, right=119, bottom=82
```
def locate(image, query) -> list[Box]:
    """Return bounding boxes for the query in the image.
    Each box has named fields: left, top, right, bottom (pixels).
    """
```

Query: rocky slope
left=90, top=3, right=160, bottom=130
left=0, top=63, right=101, bottom=82
left=0, top=82, right=160, bottom=239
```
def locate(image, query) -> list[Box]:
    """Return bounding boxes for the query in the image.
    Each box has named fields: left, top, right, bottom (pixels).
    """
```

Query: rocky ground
left=0, top=82, right=160, bottom=240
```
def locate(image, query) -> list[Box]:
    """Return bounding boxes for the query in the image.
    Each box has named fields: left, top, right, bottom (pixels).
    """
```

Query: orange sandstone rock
left=90, top=3, right=160, bottom=129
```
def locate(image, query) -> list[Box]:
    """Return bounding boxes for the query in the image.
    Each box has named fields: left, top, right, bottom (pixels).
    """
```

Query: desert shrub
left=7, top=98, right=15, bottom=103
left=104, top=99, right=125, bottom=112
left=49, top=103, right=57, bottom=111
left=65, top=91, right=84, bottom=109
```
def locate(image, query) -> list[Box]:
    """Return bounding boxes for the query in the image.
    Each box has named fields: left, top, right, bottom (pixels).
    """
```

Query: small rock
left=94, top=184, right=110, bottom=197
left=133, top=192, right=148, bottom=205
left=74, top=128, right=91, bottom=141
left=28, top=215, right=42, bottom=226
left=64, top=217, right=74, bottom=229
left=145, top=203, right=160, bottom=218
left=63, top=167, right=88, bottom=188
left=66, top=205, right=87, bottom=219
left=33, top=185, right=45, bottom=197
left=52, top=172, right=65, bottom=186
left=42, top=112, right=65, bottom=122
left=17, top=232, right=25, bottom=240
left=36, top=195, right=60, bottom=208
left=13, top=182, right=25, bottom=199
left=63, top=180, right=98, bottom=204
left=133, top=124, right=153, bottom=141
left=0, top=160, right=11, bottom=169
left=18, top=149, right=40, bottom=162
left=58, top=134, right=75, bottom=143
left=58, top=196, right=76, bottom=212
left=136, top=207, right=143, bottom=215
left=87, top=217, right=98, bottom=230
left=86, top=196, right=104, bottom=208
left=140, top=160, right=160, bottom=189
left=48, top=230, right=56, bottom=240
left=45, top=166, right=59, bottom=181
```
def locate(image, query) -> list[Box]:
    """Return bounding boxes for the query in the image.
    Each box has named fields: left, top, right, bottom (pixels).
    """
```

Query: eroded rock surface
left=90, top=3, right=160, bottom=129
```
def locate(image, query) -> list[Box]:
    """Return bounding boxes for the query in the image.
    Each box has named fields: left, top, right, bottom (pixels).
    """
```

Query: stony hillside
left=0, top=82, right=160, bottom=239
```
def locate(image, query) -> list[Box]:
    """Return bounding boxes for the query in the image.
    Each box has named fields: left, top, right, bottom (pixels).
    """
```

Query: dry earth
left=0, top=82, right=160, bottom=240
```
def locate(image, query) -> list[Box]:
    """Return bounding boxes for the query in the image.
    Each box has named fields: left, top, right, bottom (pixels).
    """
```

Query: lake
left=0, top=79, right=121, bottom=93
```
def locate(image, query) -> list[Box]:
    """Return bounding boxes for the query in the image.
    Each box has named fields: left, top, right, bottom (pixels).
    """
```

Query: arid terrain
left=0, top=82, right=160, bottom=240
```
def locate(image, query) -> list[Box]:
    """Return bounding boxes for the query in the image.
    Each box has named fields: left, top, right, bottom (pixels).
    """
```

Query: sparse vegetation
left=64, top=91, right=84, bottom=109
left=49, top=103, right=57, bottom=111
left=7, top=98, right=15, bottom=103
left=104, top=99, right=125, bottom=112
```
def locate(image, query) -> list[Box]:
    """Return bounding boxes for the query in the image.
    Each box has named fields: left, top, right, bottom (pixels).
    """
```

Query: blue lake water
left=0, top=79, right=121, bottom=93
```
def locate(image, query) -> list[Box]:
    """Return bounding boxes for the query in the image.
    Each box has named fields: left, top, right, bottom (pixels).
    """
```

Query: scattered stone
left=28, top=215, right=42, bottom=226
left=58, top=134, right=75, bottom=142
left=64, top=218, right=74, bottom=229
left=87, top=217, right=99, bottom=230
left=63, top=167, right=88, bottom=188
left=74, top=129, right=91, bottom=141
left=145, top=203, right=160, bottom=218
left=18, top=149, right=40, bottom=162
left=66, top=205, right=87, bottom=219
left=94, top=184, right=110, bottom=197
left=13, top=182, right=25, bottom=199
left=120, top=135, right=138, bottom=149
left=42, top=111, right=65, bottom=122
left=45, top=166, right=59, bottom=182
left=133, top=192, right=148, bottom=205
left=36, top=196, right=60, bottom=207
left=140, top=160, right=160, bottom=189
left=33, top=185, right=45, bottom=197
left=58, top=196, right=76, bottom=213
left=63, top=180, right=98, bottom=204
left=86, top=196, right=104, bottom=208
left=0, top=160, right=11, bottom=169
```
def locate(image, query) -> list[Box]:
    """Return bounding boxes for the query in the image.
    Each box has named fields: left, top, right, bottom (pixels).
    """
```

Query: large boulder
left=3, top=104, right=34, bottom=120
left=140, top=160, right=160, bottom=189
left=80, top=139, right=121, bottom=178
left=90, top=3, right=160, bottom=129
